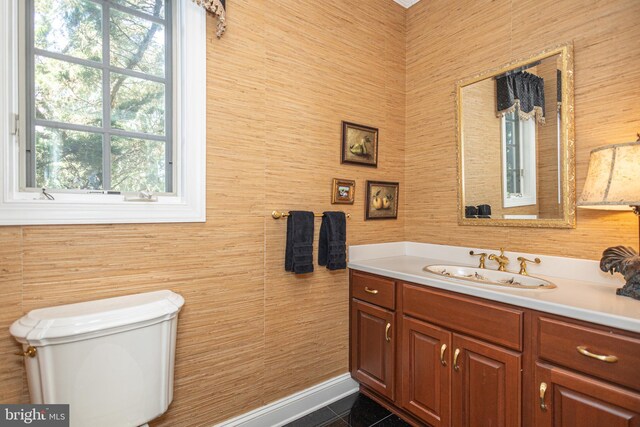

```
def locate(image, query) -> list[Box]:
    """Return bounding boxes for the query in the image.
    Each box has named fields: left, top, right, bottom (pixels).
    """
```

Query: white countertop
left=348, top=243, right=640, bottom=333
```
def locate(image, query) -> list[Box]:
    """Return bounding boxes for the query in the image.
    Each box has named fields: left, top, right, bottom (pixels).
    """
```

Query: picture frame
left=365, top=181, right=399, bottom=220
left=341, top=121, right=378, bottom=167
left=331, top=178, right=355, bottom=205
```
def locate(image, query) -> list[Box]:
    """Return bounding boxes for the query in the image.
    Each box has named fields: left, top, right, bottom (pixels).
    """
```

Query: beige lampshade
left=578, top=141, right=640, bottom=210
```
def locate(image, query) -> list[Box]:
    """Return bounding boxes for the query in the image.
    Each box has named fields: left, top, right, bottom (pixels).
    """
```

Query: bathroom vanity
left=348, top=243, right=640, bottom=427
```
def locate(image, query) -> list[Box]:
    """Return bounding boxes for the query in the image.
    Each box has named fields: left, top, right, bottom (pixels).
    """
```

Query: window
left=0, top=0, right=206, bottom=225
left=23, top=0, right=173, bottom=194
left=501, top=111, right=537, bottom=208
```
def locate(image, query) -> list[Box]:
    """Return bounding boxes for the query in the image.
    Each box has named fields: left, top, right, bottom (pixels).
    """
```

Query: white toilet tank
left=10, top=290, right=185, bottom=427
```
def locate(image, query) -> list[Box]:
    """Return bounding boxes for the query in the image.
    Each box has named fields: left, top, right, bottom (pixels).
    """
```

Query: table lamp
left=577, top=140, right=640, bottom=300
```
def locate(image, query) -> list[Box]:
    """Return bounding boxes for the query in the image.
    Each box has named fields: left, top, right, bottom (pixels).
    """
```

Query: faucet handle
left=517, top=257, right=541, bottom=276
left=469, top=250, right=488, bottom=269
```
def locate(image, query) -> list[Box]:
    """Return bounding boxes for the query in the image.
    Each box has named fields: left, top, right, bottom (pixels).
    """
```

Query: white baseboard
left=214, top=373, right=359, bottom=427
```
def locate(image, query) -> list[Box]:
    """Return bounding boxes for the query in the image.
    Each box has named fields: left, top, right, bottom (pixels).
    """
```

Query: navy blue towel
left=318, top=212, right=347, bottom=270
left=285, top=211, right=315, bottom=274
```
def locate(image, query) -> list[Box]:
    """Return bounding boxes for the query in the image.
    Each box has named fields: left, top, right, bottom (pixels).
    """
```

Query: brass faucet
left=469, top=250, right=488, bottom=268
left=488, top=248, right=509, bottom=272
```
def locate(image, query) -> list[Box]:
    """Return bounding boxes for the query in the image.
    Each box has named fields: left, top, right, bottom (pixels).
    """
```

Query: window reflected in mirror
left=502, top=111, right=537, bottom=208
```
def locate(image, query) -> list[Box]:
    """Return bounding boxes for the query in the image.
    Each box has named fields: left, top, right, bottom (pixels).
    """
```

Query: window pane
left=34, top=0, right=103, bottom=62
left=505, top=121, right=514, bottom=142
left=110, top=8, right=165, bottom=77
left=35, top=126, right=103, bottom=190
left=111, top=136, right=166, bottom=192
left=35, top=56, right=103, bottom=127
left=506, top=146, right=516, bottom=169
left=513, top=171, right=522, bottom=194
left=111, top=73, right=165, bottom=135
left=506, top=171, right=514, bottom=194
left=112, top=0, right=165, bottom=19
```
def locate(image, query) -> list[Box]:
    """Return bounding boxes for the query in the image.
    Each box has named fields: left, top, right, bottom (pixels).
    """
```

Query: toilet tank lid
left=10, top=290, right=185, bottom=345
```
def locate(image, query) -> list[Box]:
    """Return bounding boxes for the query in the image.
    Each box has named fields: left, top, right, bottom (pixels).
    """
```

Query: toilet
left=10, top=290, right=185, bottom=427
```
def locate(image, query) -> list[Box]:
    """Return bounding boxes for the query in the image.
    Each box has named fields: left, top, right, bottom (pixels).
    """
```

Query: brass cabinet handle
left=440, top=344, right=448, bottom=366
left=385, top=322, right=391, bottom=342
left=539, top=382, right=548, bottom=411
left=364, top=287, right=379, bottom=294
left=15, top=346, right=37, bottom=358
left=453, top=348, right=461, bottom=371
left=576, top=345, right=618, bottom=363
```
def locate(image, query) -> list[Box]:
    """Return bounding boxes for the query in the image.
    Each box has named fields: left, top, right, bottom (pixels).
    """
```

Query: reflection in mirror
left=457, top=45, right=575, bottom=228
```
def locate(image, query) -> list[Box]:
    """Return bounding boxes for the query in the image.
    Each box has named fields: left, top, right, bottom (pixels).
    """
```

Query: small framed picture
left=365, top=181, right=399, bottom=220
left=341, top=121, right=378, bottom=167
left=332, top=178, right=355, bottom=204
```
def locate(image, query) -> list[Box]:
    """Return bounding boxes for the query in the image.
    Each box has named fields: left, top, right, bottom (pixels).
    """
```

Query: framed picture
left=341, top=121, right=378, bottom=167
left=365, top=181, right=399, bottom=220
left=332, top=178, right=355, bottom=204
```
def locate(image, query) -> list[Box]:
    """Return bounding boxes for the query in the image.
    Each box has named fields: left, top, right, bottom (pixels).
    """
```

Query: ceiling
left=393, top=0, right=421, bottom=8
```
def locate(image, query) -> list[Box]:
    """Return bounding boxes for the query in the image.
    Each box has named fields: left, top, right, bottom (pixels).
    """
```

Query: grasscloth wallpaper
left=0, top=0, right=405, bottom=424
left=1, top=0, right=639, bottom=425
left=406, top=0, right=639, bottom=259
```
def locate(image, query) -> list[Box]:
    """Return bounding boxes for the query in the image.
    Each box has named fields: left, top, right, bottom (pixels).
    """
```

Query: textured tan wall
left=536, top=58, right=561, bottom=219
left=461, top=78, right=502, bottom=211
left=406, top=0, right=640, bottom=259
left=0, top=1, right=406, bottom=425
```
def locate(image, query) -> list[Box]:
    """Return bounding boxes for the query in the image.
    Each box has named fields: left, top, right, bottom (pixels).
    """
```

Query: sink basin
left=423, top=265, right=556, bottom=290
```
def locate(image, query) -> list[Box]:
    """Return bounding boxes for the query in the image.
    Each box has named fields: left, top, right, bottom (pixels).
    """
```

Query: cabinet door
left=401, top=316, right=451, bottom=427
left=451, top=334, right=522, bottom=427
left=350, top=299, right=395, bottom=400
left=535, top=362, right=640, bottom=427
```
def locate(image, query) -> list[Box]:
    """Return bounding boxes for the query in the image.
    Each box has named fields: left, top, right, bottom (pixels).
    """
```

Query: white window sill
left=503, top=196, right=537, bottom=208
left=0, top=192, right=205, bottom=225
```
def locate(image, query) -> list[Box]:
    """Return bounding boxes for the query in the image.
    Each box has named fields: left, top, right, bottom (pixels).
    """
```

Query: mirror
left=457, top=45, right=575, bottom=228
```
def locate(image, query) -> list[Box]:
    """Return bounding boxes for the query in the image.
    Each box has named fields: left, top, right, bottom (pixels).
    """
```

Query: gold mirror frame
left=456, top=43, right=575, bottom=228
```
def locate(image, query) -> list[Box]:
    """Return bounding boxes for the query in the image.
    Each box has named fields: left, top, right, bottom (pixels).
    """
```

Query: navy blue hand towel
left=318, top=211, right=347, bottom=270
left=285, top=211, right=315, bottom=274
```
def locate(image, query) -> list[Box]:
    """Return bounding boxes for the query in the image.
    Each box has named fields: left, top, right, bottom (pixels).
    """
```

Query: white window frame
left=0, top=0, right=206, bottom=225
left=501, top=114, right=537, bottom=208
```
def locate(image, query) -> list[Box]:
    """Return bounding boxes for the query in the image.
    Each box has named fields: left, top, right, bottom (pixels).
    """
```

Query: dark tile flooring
left=283, top=392, right=411, bottom=427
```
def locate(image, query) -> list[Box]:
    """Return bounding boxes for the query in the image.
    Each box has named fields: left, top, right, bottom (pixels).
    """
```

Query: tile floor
left=283, top=392, right=411, bottom=427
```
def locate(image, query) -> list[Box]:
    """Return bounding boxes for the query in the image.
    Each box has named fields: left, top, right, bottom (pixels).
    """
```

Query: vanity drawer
left=537, top=316, right=640, bottom=391
left=351, top=271, right=395, bottom=310
left=402, top=283, right=523, bottom=351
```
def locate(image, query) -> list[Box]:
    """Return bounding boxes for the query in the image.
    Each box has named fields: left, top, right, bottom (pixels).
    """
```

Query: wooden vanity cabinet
left=532, top=313, right=640, bottom=426
left=451, top=334, right=522, bottom=427
left=534, top=362, right=640, bottom=427
left=349, top=270, right=640, bottom=427
left=535, top=315, right=640, bottom=391
left=401, top=284, right=522, bottom=427
left=402, top=316, right=451, bottom=427
left=350, top=271, right=396, bottom=401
